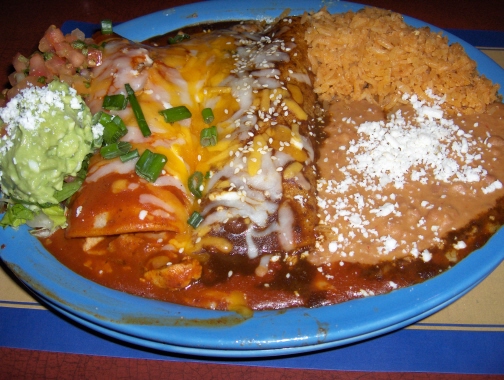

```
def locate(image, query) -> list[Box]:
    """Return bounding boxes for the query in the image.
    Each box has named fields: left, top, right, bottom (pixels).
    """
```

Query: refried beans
left=312, top=98, right=504, bottom=265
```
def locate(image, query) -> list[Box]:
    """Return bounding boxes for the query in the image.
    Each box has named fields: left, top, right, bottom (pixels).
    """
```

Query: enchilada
left=60, top=17, right=321, bottom=302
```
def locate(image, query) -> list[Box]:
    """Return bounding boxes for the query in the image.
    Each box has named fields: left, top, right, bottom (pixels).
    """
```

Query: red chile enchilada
left=2, top=8, right=504, bottom=313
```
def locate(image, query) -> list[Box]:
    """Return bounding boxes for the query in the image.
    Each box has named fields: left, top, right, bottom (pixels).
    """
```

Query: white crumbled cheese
left=345, top=93, right=485, bottom=191
left=92, top=122, right=105, bottom=140
left=482, top=180, right=503, bottom=194
left=328, top=241, right=338, bottom=253
left=379, top=235, right=398, bottom=254
left=370, top=202, right=395, bottom=217
left=421, top=250, right=432, bottom=262
left=138, top=210, right=148, bottom=220
left=453, top=240, right=467, bottom=250
left=70, top=96, right=82, bottom=110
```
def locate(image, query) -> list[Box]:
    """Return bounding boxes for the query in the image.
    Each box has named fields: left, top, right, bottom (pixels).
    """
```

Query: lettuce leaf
left=0, top=203, right=34, bottom=228
left=41, top=205, right=67, bottom=229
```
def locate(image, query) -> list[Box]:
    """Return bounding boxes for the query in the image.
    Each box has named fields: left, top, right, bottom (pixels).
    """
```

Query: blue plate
left=1, top=0, right=504, bottom=357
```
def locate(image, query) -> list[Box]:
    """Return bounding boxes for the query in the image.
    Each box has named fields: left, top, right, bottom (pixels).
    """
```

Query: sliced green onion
left=37, top=76, right=47, bottom=84
left=201, top=108, right=214, bottom=124
left=71, top=40, right=87, bottom=50
left=125, top=83, right=151, bottom=137
left=120, top=149, right=139, bottom=163
left=101, top=19, right=113, bottom=35
left=187, top=211, right=204, bottom=228
left=135, top=149, right=167, bottom=182
left=188, top=171, right=204, bottom=198
left=100, top=141, right=132, bottom=159
left=159, top=106, right=192, bottom=124
left=102, top=94, right=127, bottom=110
left=93, top=111, right=128, bottom=145
left=168, top=33, right=190, bottom=44
left=200, top=125, right=218, bottom=147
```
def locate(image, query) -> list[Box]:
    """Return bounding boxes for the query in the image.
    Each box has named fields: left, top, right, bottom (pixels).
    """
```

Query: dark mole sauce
left=143, top=21, right=264, bottom=47
left=41, top=24, right=504, bottom=312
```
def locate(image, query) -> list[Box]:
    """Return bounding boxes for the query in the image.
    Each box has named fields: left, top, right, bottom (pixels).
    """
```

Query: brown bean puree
left=313, top=98, right=504, bottom=265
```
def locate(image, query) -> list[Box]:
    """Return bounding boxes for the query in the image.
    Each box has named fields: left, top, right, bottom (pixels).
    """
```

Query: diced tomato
left=66, top=49, right=86, bottom=68
left=12, top=52, right=29, bottom=73
left=44, top=25, right=65, bottom=46
left=53, top=41, right=72, bottom=59
left=44, top=55, right=67, bottom=76
left=58, top=63, right=75, bottom=77
left=38, top=36, right=53, bottom=53
left=5, top=24, right=102, bottom=102
left=29, top=52, right=50, bottom=78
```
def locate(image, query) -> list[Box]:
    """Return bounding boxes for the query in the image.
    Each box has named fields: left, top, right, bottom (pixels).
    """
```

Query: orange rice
left=304, top=7, right=500, bottom=114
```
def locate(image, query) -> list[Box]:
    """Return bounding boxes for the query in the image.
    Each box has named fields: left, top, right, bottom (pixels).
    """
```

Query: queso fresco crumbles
left=0, top=7, right=503, bottom=312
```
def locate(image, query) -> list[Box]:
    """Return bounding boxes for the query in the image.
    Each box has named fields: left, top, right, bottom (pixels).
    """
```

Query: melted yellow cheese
left=84, top=23, right=316, bottom=258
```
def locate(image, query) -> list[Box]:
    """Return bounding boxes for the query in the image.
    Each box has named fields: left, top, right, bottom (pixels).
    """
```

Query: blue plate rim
left=1, top=0, right=504, bottom=357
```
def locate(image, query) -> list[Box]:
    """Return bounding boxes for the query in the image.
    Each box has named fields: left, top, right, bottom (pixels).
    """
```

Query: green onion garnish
left=168, top=33, right=190, bottom=44
left=102, top=94, right=127, bottom=110
left=187, top=211, right=204, bottom=228
left=159, top=106, right=192, bottom=124
left=201, top=108, right=214, bottom=124
left=120, top=149, right=139, bottom=163
left=100, top=141, right=132, bottom=159
left=71, top=40, right=87, bottom=50
left=101, top=19, right=113, bottom=35
left=188, top=171, right=204, bottom=198
left=125, top=83, right=151, bottom=137
left=135, top=149, right=167, bottom=182
left=200, top=125, right=218, bottom=147
left=93, top=111, right=128, bottom=145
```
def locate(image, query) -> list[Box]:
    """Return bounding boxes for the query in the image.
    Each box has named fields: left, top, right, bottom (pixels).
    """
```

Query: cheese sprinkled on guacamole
left=0, top=81, right=97, bottom=205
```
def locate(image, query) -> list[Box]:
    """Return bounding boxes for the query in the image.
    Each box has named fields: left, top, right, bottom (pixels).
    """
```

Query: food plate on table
left=1, top=0, right=504, bottom=357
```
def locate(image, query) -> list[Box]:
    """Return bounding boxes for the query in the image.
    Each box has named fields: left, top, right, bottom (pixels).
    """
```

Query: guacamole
left=0, top=81, right=97, bottom=206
